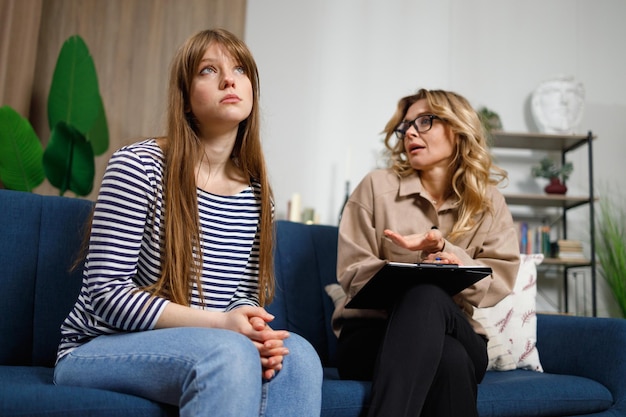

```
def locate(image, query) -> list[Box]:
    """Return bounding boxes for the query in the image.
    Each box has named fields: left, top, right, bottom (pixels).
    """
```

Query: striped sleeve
left=85, top=147, right=169, bottom=331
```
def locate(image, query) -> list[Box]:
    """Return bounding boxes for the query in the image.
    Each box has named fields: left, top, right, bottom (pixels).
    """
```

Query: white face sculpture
left=531, top=76, right=585, bottom=134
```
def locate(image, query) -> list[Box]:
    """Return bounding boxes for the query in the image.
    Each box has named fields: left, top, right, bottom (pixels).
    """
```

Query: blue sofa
left=1, top=188, right=625, bottom=417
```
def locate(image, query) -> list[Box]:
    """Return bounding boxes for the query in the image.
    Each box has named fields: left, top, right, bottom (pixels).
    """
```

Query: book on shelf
left=515, top=221, right=552, bottom=256
left=557, top=239, right=583, bottom=250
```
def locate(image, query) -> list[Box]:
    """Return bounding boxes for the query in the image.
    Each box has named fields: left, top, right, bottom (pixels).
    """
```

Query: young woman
left=54, top=29, right=322, bottom=417
left=332, top=89, right=520, bottom=417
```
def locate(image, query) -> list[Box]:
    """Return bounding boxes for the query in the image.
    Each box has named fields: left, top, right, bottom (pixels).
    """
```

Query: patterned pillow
left=473, top=254, right=544, bottom=372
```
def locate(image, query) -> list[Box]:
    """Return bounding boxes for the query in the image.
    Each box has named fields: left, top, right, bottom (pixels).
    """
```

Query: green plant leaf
left=0, top=106, right=45, bottom=191
left=87, top=94, right=109, bottom=156
left=596, top=194, right=626, bottom=318
left=43, top=121, right=95, bottom=196
left=48, top=35, right=100, bottom=135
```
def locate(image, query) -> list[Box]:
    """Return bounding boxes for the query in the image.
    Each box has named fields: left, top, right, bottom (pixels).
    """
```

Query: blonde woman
left=54, top=29, right=322, bottom=417
left=332, top=89, right=520, bottom=417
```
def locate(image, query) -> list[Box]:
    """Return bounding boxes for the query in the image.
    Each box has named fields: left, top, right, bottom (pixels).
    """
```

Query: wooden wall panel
left=0, top=0, right=43, bottom=116
left=28, top=0, right=246, bottom=197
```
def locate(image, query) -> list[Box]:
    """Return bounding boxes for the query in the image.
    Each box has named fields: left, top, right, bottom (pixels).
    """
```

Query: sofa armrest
left=537, top=313, right=626, bottom=411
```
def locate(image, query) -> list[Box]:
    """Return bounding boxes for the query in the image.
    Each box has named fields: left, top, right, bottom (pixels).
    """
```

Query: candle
left=289, top=193, right=301, bottom=222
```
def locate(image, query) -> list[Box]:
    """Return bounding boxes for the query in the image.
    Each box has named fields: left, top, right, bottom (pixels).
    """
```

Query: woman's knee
left=281, top=333, right=323, bottom=383
left=189, top=328, right=261, bottom=380
left=437, top=335, right=476, bottom=381
left=263, top=333, right=322, bottom=416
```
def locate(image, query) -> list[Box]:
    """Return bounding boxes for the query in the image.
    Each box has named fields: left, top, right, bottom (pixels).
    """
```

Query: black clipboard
left=345, top=262, right=492, bottom=309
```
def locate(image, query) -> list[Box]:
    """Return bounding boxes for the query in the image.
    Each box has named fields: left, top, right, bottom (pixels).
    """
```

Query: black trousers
left=337, top=284, right=488, bottom=417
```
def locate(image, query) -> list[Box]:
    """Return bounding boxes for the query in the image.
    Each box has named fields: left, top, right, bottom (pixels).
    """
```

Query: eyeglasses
left=394, top=114, right=441, bottom=139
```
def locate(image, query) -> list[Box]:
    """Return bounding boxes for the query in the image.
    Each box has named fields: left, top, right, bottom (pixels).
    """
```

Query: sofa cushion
left=477, top=370, right=613, bottom=417
left=0, top=366, right=175, bottom=417
left=316, top=367, right=614, bottom=417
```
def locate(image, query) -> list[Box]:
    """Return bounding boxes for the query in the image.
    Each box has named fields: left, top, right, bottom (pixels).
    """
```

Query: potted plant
left=0, top=35, right=108, bottom=196
left=531, top=156, right=573, bottom=194
left=478, top=106, right=502, bottom=146
left=596, top=192, right=626, bottom=318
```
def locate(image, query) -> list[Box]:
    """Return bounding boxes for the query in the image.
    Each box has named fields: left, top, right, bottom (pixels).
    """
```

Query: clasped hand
left=222, top=306, right=289, bottom=381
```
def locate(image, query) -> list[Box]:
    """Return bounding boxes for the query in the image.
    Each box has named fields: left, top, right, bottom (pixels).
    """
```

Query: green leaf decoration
left=48, top=35, right=101, bottom=135
left=43, top=121, right=95, bottom=196
left=87, top=94, right=109, bottom=156
left=0, top=106, right=45, bottom=191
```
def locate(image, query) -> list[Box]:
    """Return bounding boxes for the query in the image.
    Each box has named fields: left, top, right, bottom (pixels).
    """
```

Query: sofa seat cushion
left=0, top=366, right=175, bottom=417
left=320, top=367, right=613, bottom=417
left=478, top=369, right=613, bottom=417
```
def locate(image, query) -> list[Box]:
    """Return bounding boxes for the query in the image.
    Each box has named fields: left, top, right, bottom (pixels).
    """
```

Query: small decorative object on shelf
left=478, top=106, right=502, bottom=133
left=302, top=207, right=317, bottom=225
left=531, top=75, right=585, bottom=134
left=531, top=156, right=573, bottom=195
left=544, top=177, right=568, bottom=194
left=288, top=193, right=302, bottom=222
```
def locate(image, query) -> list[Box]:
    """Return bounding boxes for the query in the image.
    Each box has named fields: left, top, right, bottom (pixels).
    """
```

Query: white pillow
left=473, top=254, right=544, bottom=372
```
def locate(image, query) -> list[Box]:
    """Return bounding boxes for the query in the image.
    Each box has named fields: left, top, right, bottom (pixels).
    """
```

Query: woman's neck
left=195, top=145, right=247, bottom=196
left=419, top=170, right=451, bottom=204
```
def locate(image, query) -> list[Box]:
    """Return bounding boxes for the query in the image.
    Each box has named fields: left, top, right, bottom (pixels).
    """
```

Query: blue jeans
left=54, top=328, right=322, bottom=417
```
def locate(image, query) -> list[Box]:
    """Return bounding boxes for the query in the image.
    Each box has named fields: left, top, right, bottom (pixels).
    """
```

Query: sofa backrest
left=0, top=190, right=340, bottom=369
left=0, top=190, right=93, bottom=367
left=269, top=220, right=340, bottom=367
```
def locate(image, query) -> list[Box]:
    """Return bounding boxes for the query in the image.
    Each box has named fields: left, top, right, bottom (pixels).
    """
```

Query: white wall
left=245, top=0, right=626, bottom=316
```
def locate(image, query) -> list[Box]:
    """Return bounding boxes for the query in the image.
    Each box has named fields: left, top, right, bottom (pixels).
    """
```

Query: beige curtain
left=1, top=0, right=246, bottom=198
left=0, top=0, right=43, bottom=117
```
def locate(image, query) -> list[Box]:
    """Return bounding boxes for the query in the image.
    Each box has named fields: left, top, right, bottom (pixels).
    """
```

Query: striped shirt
left=57, top=139, right=262, bottom=362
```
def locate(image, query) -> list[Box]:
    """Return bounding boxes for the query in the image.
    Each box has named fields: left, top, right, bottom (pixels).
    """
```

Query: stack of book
left=555, top=239, right=586, bottom=260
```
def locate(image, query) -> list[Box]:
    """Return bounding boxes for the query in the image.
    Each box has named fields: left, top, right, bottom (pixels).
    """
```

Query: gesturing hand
left=384, top=227, right=444, bottom=254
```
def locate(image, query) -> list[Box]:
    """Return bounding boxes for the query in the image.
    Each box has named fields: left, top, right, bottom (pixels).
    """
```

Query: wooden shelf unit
left=492, top=131, right=597, bottom=316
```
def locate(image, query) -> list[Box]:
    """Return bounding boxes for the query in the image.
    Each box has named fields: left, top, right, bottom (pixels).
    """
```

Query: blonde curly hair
left=382, top=88, right=507, bottom=240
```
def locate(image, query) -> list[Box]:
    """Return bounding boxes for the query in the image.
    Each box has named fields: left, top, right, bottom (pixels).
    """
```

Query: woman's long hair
left=145, top=28, right=275, bottom=306
left=382, top=88, right=507, bottom=241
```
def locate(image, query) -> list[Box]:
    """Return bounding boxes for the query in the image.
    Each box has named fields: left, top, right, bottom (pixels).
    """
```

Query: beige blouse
left=331, top=168, right=520, bottom=337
